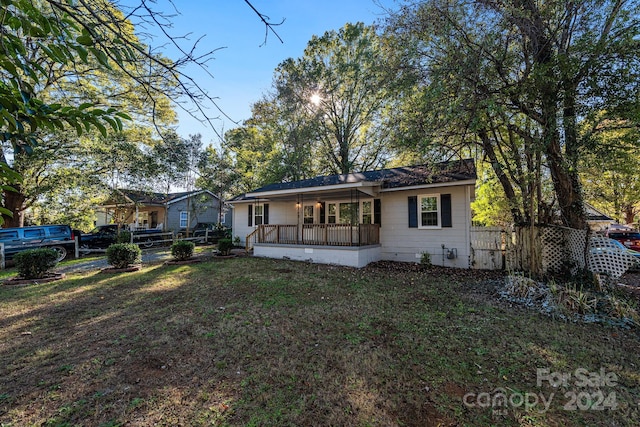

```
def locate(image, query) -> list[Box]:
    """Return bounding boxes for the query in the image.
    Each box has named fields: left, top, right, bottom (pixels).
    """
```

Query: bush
left=116, top=230, right=132, bottom=244
left=106, top=243, right=141, bottom=269
left=217, top=238, right=233, bottom=256
left=13, top=248, right=59, bottom=279
left=171, top=240, right=195, bottom=261
left=420, top=251, right=431, bottom=267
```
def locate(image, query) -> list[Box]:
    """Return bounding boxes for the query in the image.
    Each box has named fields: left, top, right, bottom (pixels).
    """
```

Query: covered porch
left=247, top=223, right=380, bottom=248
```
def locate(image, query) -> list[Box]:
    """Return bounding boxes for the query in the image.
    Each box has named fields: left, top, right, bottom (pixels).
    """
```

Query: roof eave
left=380, top=179, right=476, bottom=192
left=246, top=181, right=382, bottom=198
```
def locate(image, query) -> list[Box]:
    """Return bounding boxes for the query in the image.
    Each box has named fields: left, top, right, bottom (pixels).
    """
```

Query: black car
left=80, top=225, right=159, bottom=249
left=192, top=223, right=230, bottom=242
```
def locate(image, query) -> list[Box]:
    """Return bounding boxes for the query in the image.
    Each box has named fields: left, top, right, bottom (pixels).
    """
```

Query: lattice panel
left=587, top=236, right=637, bottom=279
left=540, top=226, right=587, bottom=274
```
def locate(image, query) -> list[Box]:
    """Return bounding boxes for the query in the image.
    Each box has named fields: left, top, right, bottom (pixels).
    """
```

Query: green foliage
left=116, top=231, right=132, bottom=244
left=420, top=252, right=431, bottom=267
left=233, top=236, right=241, bottom=247
left=171, top=241, right=195, bottom=261
left=226, top=21, right=396, bottom=189
left=13, top=248, right=59, bottom=279
left=106, top=243, right=141, bottom=269
left=217, top=238, right=233, bottom=256
left=387, top=0, right=640, bottom=229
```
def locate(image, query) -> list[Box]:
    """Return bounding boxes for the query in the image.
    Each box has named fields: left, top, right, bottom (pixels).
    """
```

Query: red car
left=606, top=228, right=640, bottom=251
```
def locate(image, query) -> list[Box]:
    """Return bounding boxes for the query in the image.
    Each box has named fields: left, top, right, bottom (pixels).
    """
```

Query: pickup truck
left=80, top=225, right=162, bottom=249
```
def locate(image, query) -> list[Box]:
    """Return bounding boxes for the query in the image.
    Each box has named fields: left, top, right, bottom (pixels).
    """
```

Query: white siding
left=379, top=185, right=472, bottom=267
left=233, top=183, right=474, bottom=268
left=232, top=202, right=299, bottom=242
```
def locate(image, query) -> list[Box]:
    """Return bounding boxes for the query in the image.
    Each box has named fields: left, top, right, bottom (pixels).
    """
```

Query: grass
left=0, top=257, right=638, bottom=426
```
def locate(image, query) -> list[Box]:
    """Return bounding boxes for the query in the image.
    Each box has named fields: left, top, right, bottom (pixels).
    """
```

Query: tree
left=229, top=22, right=397, bottom=182
left=581, top=124, right=640, bottom=225
left=386, top=0, right=640, bottom=228
left=0, top=0, right=281, bottom=225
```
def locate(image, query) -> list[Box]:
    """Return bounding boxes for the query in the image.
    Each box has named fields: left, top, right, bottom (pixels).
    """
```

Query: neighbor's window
left=179, top=211, right=189, bottom=228
left=419, top=194, right=440, bottom=228
left=303, top=205, right=314, bottom=224
left=254, top=205, right=264, bottom=225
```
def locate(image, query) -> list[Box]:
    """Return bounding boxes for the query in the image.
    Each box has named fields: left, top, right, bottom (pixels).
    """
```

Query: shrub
left=217, top=238, right=233, bottom=256
left=106, top=243, right=141, bottom=269
left=420, top=251, right=431, bottom=267
left=171, top=240, right=195, bottom=261
left=13, top=248, right=59, bottom=279
left=233, top=236, right=241, bottom=247
left=116, top=230, right=132, bottom=244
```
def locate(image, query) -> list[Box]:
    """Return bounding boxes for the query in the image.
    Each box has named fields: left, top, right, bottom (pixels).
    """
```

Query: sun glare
left=310, top=93, right=322, bottom=106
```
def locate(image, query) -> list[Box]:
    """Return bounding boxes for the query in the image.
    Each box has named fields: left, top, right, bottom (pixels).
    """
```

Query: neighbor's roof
left=229, top=159, right=476, bottom=202
left=104, top=189, right=217, bottom=206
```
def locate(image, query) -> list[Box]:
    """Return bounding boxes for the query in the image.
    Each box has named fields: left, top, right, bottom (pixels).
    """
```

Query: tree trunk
left=2, top=185, right=26, bottom=227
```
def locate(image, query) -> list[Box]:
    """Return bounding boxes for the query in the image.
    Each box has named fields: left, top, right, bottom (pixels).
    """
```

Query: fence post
left=75, top=236, right=79, bottom=259
left=0, top=242, right=4, bottom=270
left=205, top=229, right=209, bottom=244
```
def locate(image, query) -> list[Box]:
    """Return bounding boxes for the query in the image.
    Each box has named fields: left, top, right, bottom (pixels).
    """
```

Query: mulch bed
left=164, top=258, right=202, bottom=265
left=99, top=265, right=142, bottom=274
left=3, top=272, right=66, bottom=286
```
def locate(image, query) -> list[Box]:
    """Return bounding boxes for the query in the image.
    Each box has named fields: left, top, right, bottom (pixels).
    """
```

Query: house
left=96, top=189, right=230, bottom=232
left=585, top=203, right=615, bottom=232
left=229, top=159, right=476, bottom=268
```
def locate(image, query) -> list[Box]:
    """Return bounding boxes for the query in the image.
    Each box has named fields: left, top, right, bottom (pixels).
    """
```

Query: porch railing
left=248, top=224, right=379, bottom=249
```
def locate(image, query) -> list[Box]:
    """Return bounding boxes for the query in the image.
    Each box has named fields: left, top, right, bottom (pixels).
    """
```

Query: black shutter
left=441, top=194, right=452, bottom=227
left=319, top=202, right=326, bottom=224
left=408, top=196, right=417, bottom=228
left=374, top=199, right=381, bottom=226
left=264, top=204, right=269, bottom=225
left=248, top=204, right=253, bottom=227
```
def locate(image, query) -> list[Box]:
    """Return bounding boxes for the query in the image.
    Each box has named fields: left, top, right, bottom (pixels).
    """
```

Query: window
left=254, top=205, right=264, bottom=225
left=327, top=203, right=336, bottom=224
left=24, top=229, right=44, bottom=238
left=179, top=211, right=189, bottom=228
left=419, top=194, right=440, bottom=228
left=0, top=231, right=18, bottom=240
left=303, top=205, right=314, bottom=224
left=339, top=202, right=359, bottom=225
left=248, top=204, right=269, bottom=227
left=362, top=201, right=372, bottom=224
left=323, top=200, right=376, bottom=224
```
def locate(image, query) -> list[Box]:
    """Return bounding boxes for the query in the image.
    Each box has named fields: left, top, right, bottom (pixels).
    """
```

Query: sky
left=132, top=0, right=400, bottom=147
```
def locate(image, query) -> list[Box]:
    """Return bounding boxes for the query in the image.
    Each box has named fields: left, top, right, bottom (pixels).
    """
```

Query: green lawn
left=0, top=257, right=638, bottom=426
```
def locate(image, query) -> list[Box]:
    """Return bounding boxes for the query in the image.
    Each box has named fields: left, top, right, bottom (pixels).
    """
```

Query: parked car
left=80, top=225, right=160, bottom=249
left=191, top=223, right=231, bottom=242
left=605, top=227, right=640, bottom=251
left=0, top=224, right=76, bottom=262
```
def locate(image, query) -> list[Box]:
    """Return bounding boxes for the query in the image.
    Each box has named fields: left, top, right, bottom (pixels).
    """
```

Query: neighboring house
left=96, top=189, right=230, bottom=232
left=229, top=159, right=476, bottom=268
left=585, top=203, right=615, bottom=232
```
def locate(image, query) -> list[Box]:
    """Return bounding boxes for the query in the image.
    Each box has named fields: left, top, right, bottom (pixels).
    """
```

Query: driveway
left=55, top=248, right=175, bottom=274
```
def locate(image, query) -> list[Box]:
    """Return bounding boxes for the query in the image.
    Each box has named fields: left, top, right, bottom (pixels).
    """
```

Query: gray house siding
left=165, top=193, right=221, bottom=232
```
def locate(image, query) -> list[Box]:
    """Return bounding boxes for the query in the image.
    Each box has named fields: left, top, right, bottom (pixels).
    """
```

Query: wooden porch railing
left=251, top=223, right=380, bottom=247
